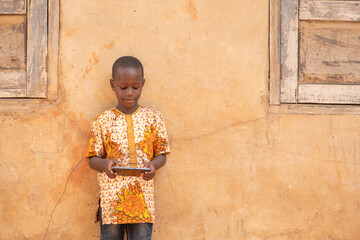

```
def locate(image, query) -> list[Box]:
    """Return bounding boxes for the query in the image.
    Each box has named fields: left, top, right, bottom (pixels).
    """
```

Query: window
left=0, top=0, right=59, bottom=99
left=269, top=0, right=360, bottom=109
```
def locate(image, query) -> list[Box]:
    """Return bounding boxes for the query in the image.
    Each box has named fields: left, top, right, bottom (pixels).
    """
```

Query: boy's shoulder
left=140, top=106, right=164, bottom=117
left=140, top=105, right=160, bottom=113
left=92, top=108, right=117, bottom=122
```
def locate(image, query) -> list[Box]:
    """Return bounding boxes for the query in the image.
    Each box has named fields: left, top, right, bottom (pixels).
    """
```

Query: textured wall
left=1, top=0, right=360, bottom=239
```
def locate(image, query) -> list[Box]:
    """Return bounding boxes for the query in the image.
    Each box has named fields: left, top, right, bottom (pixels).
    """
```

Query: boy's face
left=110, top=66, right=145, bottom=114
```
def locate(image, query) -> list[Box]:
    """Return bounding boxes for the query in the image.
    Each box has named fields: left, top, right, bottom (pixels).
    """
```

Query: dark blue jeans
left=100, top=208, right=153, bottom=240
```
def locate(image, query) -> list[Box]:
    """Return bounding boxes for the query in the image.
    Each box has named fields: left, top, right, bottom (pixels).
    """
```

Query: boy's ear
left=110, top=79, right=115, bottom=90
left=142, top=79, right=146, bottom=86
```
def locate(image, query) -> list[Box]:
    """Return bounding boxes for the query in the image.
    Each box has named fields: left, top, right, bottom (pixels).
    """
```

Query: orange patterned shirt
left=86, top=106, right=170, bottom=224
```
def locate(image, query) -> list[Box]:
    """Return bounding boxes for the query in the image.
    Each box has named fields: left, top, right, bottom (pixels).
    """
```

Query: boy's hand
left=142, top=162, right=155, bottom=181
left=104, top=159, right=121, bottom=179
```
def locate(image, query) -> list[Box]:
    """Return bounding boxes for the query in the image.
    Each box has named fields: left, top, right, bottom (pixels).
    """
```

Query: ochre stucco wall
left=1, top=0, right=360, bottom=239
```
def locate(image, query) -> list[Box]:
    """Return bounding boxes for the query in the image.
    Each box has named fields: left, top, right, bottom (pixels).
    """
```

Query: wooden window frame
left=269, top=0, right=360, bottom=114
left=0, top=0, right=59, bottom=100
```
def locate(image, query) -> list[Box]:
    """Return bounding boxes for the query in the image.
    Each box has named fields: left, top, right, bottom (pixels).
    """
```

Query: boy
left=86, top=56, right=170, bottom=240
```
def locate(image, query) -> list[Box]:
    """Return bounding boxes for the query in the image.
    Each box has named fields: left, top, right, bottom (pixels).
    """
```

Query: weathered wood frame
left=269, top=0, right=281, bottom=105
left=269, top=0, right=360, bottom=114
left=46, top=0, right=59, bottom=101
left=300, top=0, right=360, bottom=22
left=0, top=0, right=59, bottom=100
left=26, top=0, right=47, bottom=98
left=280, top=0, right=299, bottom=103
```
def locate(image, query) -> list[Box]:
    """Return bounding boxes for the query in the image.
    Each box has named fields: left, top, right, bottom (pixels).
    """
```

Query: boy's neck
left=116, top=104, right=140, bottom=115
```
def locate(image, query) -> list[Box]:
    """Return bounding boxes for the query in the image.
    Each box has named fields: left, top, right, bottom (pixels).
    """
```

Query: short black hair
left=112, top=56, right=144, bottom=79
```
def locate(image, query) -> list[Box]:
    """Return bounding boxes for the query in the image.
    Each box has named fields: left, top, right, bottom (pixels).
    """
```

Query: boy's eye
left=120, top=86, right=127, bottom=90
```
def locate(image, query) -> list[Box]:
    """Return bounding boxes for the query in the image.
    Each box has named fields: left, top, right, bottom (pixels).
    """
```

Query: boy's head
left=112, top=56, right=144, bottom=79
left=110, top=56, right=145, bottom=114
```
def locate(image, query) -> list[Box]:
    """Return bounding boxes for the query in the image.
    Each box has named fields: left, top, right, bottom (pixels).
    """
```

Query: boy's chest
left=104, top=115, right=156, bottom=145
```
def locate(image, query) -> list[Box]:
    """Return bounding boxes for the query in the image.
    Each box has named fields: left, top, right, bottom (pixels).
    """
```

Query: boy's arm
left=89, top=156, right=121, bottom=179
left=142, top=154, right=166, bottom=181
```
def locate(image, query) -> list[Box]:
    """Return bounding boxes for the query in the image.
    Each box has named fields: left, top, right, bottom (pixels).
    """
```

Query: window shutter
left=280, top=0, right=360, bottom=104
left=0, top=0, right=47, bottom=98
left=0, top=0, right=25, bottom=14
left=0, top=0, right=26, bottom=97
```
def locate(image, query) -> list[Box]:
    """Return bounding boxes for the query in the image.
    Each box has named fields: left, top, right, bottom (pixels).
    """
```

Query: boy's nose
left=126, top=88, right=134, bottom=96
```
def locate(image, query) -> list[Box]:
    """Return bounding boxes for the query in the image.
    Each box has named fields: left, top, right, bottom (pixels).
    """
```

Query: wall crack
left=42, top=158, right=84, bottom=240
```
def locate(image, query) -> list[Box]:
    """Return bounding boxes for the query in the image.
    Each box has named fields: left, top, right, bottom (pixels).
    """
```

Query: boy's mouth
left=124, top=99, right=135, bottom=103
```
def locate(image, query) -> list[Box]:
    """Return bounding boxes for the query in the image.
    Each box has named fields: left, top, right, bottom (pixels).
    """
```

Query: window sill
left=268, top=104, right=360, bottom=115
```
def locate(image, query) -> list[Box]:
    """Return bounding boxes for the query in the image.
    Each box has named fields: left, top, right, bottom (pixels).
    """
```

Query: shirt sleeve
left=153, top=111, right=171, bottom=156
left=85, top=118, right=105, bottom=159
